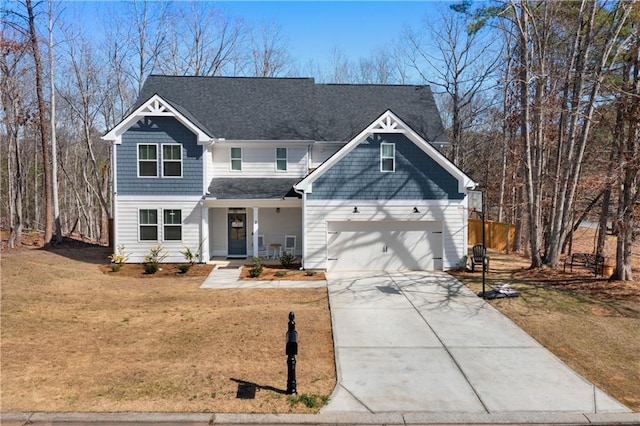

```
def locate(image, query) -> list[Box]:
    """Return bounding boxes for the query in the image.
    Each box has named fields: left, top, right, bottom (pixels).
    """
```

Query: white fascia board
left=202, top=198, right=302, bottom=208
left=101, top=94, right=213, bottom=145
left=294, top=109, right=477, bottom=193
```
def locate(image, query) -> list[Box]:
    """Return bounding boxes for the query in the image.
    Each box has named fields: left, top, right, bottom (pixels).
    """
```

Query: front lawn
left=0, top=242, right=335, bottom=413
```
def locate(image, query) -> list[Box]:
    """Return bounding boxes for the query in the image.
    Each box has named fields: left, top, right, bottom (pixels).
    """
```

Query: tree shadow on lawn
left=41, top=236, right=111, bottom=265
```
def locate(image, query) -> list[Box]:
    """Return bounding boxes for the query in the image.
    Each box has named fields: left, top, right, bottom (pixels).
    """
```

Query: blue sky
left=218, top=1, right=448, bottom=68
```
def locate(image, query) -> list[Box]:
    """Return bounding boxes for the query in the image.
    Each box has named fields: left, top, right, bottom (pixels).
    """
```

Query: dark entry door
left=228, top=212, right=247, bottom=257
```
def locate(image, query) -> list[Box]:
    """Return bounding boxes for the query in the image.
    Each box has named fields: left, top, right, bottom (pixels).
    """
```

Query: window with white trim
left=139, top=209, right=158, bottom=240
left=276, top=147, right=287, bottom=171
left=162, top=144, right=182, bottom=177
left=138, top=144, right=158, bottom=177
left=163, top=209, right=182, bottom=240
left=230, top=147, right=242, bottom=171
left=380, top=142, right=395, bottom=172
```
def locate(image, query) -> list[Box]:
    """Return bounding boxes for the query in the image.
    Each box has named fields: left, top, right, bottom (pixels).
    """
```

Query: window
left=381, top=143, right=395, bottom=172
left=163, top=209, right=182, bottom=240
left=138, top=144, right=158, bottom=177
left=276, top=147, right=287, bottom=171
left=230, top=147, right=242, bottom=171
left=162, top=144, right=182, bottom=177
left=139, top=209, right=158, bottom=240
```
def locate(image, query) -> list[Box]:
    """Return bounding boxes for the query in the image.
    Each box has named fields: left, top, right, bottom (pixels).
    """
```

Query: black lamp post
left=285, top=311, right=298, bottom=395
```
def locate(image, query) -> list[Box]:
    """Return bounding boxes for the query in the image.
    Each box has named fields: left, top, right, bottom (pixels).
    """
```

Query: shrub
left=178, top=264, right=191, bottom=274
left=275, top=270, right=287, bottom=277
left=305, top=269, right=317, bottom=276
left=248, top=257, right=263, bottom=278
left=279, top=252, right=296, bottom=268
left=143, top=245, right=168, bottom=274
left=108, top=244, right=130, bottom=268
left=180, top=240, right=204, bottom=265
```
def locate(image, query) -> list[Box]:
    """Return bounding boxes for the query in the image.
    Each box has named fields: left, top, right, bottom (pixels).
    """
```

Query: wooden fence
left=468, top=218, right=515, bottom=252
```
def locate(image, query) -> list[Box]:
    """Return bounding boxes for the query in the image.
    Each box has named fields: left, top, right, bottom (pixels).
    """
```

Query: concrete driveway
left=322, top=271, right=630, bottom=415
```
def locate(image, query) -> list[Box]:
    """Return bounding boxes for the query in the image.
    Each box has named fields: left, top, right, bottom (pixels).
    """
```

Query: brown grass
left=450, top=229, right=640, bottom=411
left=0, top=242, right=335, bottom=413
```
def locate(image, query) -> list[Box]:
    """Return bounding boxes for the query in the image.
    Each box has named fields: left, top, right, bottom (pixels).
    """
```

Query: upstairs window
left=162, top=144, right=182, bottom=177
left=139, top=209, right=158, bottom=240
left=163, top=209, right=182, bottom=240
left=230, top=147, right=242, bottom=171
left=380, top=143, right=395, bottom=172
left=276, top=147, right=287, bottom=171
left=138, top=144, right=158, bottom=177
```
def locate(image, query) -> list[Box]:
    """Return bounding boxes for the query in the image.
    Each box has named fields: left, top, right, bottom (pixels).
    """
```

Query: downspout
left=294, top=187, right=307, bottom=270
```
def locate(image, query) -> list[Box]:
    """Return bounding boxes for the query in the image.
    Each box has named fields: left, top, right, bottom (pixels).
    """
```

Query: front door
left=228, top=212, right=247, bottom=257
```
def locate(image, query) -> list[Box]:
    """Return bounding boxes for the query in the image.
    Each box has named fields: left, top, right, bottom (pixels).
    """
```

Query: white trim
left=137, top=143, right=159, bottom=178
left=275, top=147, right=288, bottom=172
left=162, top=208, right=183, bottom=242
left=380, top=142, right=395, bottom=172
left=102, top=94, right=213, bottom=144
left=161, top=143, right=183, bottom=178
left=138, top=208, right=159, bottom=242
left=118, top=195, right=202, bottom=202
left=230, top=147, right=242, bottom=171
left=294, top=110, right=477, bottom=193
left=305, top=199, right=462, bottom=207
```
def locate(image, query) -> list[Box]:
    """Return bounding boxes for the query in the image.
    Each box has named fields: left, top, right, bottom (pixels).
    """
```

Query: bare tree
left=159, top=2, right=244, bottom=76
left=248, top=19, right=291, bottom=77
left=48, top=0, right=61, bottom=243
left=25, top=0, right=53, bottom=243
left=0, top=33, right=29, bottom=248
left=404, top=5, right=501, bottom=169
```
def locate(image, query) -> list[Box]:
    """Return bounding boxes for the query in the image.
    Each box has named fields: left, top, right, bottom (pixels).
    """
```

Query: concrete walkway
left=322, top=271, right=631, bottom=415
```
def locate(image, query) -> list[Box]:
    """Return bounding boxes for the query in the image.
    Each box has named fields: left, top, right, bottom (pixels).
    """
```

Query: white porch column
left=252, top=207, right=259, bottom=258
left=201, top=203, right=209, bottom=262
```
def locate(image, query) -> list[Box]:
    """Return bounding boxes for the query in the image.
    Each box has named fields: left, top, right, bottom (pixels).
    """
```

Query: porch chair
left=257, top=235, right=268, bottom=258
left=284, top=235, right=296, bottom=257
left=469, top=244, right=489, bottom=272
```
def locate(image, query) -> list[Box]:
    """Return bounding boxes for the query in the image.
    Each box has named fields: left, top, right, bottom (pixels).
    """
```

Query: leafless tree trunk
left=48, top=0, right=61, bottom=243
left=249, top=19, right=290, bottom=77
left=1, top=36, right=28, bottom=248
left=26, top=0, right=53, bottom=243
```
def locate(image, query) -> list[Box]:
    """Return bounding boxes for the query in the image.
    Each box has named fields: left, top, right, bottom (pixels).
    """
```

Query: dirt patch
left=1, top=241, right=336, bottom=413
left=240, top=265, right=325, bottom=281
left=450, top=230, right=640, bottom=412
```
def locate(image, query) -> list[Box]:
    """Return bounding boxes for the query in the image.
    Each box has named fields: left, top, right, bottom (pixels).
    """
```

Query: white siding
left=115, top=196, right=204, bottom=263
left=310, top=143, right=342, bottom=168
left=304, top=200, right=467, bottom=270
left=208, top=208, right=228, bottom=257
left=211, top=143, right=309, bottom=178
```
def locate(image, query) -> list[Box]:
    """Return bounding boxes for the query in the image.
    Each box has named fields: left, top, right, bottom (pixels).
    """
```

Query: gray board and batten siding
left=117, top=116, right=203, bottom=195
left=307, top=133, right=464, bottom=201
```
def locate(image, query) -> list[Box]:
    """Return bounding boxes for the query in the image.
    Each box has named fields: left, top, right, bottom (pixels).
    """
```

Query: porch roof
left=206, top=178, right=302, bottom=199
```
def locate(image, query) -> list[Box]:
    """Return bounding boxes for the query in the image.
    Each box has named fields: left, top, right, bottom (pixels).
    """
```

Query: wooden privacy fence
left=468, top=218, right=515, bottom=252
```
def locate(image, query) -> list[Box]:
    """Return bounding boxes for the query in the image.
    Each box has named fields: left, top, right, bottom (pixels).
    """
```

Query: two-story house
left=102, top=76, right=476, bottom=271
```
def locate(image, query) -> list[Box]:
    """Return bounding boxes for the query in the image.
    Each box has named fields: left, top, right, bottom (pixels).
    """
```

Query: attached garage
left=327, top=221, right=443, bottom=271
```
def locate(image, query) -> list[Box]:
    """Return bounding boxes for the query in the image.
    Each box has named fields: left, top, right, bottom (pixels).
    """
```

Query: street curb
left=2, top=411, right=640, bottom=425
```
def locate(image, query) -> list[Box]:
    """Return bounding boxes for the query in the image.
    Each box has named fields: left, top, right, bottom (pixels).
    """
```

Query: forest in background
left=1, top=0, right=638, bottom=279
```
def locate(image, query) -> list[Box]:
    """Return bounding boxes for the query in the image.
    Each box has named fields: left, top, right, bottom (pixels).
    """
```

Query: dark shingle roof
left=135, top=76, right=448, bottom=143
left=207, top=178, right=301, bottom=199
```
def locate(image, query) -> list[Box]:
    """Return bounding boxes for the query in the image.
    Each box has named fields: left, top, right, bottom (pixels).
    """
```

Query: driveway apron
left=322, top=271, right=630, bottom=414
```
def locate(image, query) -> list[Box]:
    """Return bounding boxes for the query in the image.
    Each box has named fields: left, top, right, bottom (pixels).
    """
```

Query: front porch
left=203, top=200, right=303, bottom=261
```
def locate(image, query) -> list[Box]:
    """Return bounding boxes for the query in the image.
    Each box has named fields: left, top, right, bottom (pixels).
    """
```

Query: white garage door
left=327, top=221, right=443, bottom=271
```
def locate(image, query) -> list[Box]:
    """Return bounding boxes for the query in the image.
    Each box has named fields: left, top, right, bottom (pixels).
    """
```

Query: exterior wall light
left=353, top=207, right=359, bottom=213
left=413, top=207, right=420, bottom=213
